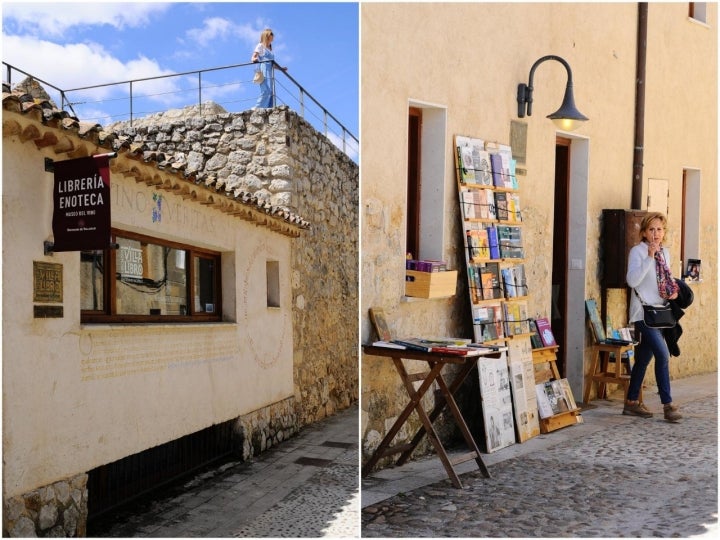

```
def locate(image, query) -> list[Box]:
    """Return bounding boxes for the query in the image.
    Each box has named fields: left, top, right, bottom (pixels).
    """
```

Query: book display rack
left=454, top=136, right=580, bottom=443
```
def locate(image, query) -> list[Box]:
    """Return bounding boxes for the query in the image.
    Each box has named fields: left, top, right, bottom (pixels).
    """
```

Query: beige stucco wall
left=2, top=123, right=294, bottom=498
left=361, top=2, right=717, bottom=462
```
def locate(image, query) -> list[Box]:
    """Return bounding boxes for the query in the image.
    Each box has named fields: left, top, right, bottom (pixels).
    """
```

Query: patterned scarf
left=655, top=249, right=679, bottom=299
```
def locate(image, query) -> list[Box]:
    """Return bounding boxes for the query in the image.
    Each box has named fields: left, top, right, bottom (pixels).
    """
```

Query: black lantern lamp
left=517, top=55, right=588, bottom=131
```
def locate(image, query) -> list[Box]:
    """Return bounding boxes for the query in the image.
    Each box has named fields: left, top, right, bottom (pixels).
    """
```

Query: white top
left=626, top=241, right=671, bottom=323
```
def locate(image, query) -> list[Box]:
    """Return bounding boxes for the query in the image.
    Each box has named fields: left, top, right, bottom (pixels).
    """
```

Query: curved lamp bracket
left=517, top=55, right=588, bottom=129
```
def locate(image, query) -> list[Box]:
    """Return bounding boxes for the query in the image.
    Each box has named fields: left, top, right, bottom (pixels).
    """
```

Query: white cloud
left=1, top=2, right=171, bottom=38
left=183, top=17, right=262, bottom=49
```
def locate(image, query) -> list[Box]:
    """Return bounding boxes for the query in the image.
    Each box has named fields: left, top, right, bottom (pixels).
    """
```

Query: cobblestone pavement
left=90, top=403, right=359, bottom=538
left=362, top=375, right=717, bottom=538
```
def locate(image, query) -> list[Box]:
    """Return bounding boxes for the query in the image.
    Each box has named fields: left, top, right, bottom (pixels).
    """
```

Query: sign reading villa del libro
left=52, top=155, right=111, bottom=252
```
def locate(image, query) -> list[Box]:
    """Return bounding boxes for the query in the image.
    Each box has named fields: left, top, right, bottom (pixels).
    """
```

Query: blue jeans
left=627, top=321, right=672, bottom=404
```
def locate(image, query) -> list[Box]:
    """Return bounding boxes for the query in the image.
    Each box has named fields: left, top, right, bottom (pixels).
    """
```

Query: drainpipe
left=632, top=2, right=648, bottom=210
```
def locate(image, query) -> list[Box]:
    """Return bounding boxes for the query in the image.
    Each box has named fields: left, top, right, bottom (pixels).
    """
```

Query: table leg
left=361, top=359, right=444, bottom=477
left=394, top=359, right=464, bottom=488
left=434, top=372, right=491, bottom=478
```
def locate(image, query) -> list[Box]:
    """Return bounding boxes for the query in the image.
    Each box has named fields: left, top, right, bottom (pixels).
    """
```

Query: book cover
left=467, top=229, right=489, bottom=260
left=503, top=302, right=527, bottom=336
left=535, top=382, right=555, bottom=419
left=477, top=355, right=516, bottom=452
left=508, top=193, right=522, bottom=222
left=497, top=225, right=523, bottom=258
left=468, top=265, right=481, bottom=304
left=499, top=146, right=515, bottom=189
left=495, top=191, right=509, bottom=221
left=474, top=148, right=493, bottom=186
left=529, top=320, right=543, bottom=349
left=491, top=303, right=505, bottom=340
left=502, top=267, right=516, bottom=298
left=558, top=378, right=578, bottom=410
left=372, top=340, right=405, bottom=350
left=479, top=266, right=495, bottom=300
left=584, top=299, right=606, bottom=342
left=472, top=304, right=500, bottom=342
left=490, top=153, right=505, bottom=188
left=369, top=307, right=393, bottom=342
left=457, top=144, right=476, bottom=184
left=686, top=258, right=701, bottom=281
left=509, top=158, right=519, bottom=190
left=535, top=317, right=557, bottom=347
left=486, top=226, right=500, bottom=259
left=460, top=189, right=476, bottom=220
left=506, top=337, right=541, bottom=442
left=513, top=265, right=527, bottom=296
left=483, top=189, right=497, bottom=220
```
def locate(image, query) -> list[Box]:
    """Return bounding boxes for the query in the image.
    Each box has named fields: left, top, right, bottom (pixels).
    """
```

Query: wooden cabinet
left=602, top=209, right=648, bottom=288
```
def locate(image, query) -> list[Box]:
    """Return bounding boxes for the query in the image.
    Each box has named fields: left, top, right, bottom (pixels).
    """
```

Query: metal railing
left=3, top=61, right=358, bottom=161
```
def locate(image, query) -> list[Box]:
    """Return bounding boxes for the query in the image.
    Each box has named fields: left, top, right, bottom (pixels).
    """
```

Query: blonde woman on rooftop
left=251, top=28, right=287, bottom=109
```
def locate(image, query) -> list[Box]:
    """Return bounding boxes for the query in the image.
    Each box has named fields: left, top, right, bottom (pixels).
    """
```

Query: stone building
left=361, top=3, right=717, bottom=465
left=2, top=83, right=358, bottom=536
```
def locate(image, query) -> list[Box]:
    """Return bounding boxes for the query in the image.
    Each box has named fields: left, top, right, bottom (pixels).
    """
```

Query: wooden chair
left=583, top=300, right=639, bottom=403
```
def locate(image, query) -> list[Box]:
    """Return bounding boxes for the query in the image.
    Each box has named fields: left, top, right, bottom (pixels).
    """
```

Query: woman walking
left=251, top=28, right=287, bottom=109
left=624, top=212, right=682, bottom=423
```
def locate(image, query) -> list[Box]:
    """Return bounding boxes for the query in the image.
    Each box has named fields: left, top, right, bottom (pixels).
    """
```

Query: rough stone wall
left=236, top=396, right=298, bottom=459
left=3, top=474, right=88, bottom=537
left=285, top=114, right=359, bottom=425
left=106, top=102, right=359, bottom=425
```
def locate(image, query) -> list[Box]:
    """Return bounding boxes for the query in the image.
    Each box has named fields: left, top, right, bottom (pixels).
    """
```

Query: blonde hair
left=639, top=212, right=668, bottom=240
left=259, top=28, right=274, bottom=49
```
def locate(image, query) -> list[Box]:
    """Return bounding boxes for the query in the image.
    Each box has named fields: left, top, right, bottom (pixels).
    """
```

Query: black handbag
left=635, top=288, right=676, bottom=328
left=642, top=304, right=676, bottom=328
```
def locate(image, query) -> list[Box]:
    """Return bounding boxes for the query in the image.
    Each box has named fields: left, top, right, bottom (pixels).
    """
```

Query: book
left=535, top=317, right=557, bottom=347
left=478, top=262, right=501, bottom=299
left=481, top=189, right=496, bottom=220
left=508, top=192, right=522, bottom=222
left=460, top=189, right=476, bottom=220
left=502, top=264, right=526, bottom=298
left=474, top=148, right=493, bottom=186
left=468, top=265, right=481, bottom=304
left=584, top=299, right=606, bottom=342
left=369, top=307, right=392, bottom=342
left=472, top=303, right=504, bottom=343
left=497, top=225, right=523, bottom=258
left=457, top=144, right=476, bottom=184
left=466, top=229, right=490, bottom=260
left=391, top=338, right=469, bottom=355
left=503, top=300, right=529, bottom=336
left=372, top=340, right=405, bottom=350
left=529, top=320, right=544, bottom=349
left=490, top=153, right=505, bottom=188
left=495, top=191, right=509, bottom=221
left=686, top=258, right=701, bottom=281
left=486, top=226, right=500, bottom=259
left=501, top=267, right=516, bottom=298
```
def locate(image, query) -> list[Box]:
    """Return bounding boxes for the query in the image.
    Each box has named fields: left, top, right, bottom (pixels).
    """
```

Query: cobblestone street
left=362, top=374, right=717, bottom=538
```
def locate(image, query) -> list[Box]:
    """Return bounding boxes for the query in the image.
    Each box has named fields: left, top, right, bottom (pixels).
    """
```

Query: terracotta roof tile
left=2, top=82, right=310, bottom=236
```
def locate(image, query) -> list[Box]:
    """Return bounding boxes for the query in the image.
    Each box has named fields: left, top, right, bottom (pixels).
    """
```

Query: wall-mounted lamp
left=517, top=55, right=588, bottom=131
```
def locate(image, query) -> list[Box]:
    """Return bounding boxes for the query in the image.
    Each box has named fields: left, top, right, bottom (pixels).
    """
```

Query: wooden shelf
left=532, top=346, right=582, bottom=434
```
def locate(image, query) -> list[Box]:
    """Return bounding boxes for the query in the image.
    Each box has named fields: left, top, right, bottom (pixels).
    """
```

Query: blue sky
left=1, top=2, right=359, bottom=157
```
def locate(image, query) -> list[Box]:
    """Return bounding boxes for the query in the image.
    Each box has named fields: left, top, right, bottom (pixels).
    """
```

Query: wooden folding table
left=362, top=345, right=504, bottom=488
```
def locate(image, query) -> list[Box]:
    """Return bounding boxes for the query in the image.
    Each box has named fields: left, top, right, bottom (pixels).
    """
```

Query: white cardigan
left=626, top=242, right=672, bottom=324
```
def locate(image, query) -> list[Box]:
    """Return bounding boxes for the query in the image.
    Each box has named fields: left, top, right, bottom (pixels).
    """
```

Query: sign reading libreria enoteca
left=52, top=155, right=111, bottom=251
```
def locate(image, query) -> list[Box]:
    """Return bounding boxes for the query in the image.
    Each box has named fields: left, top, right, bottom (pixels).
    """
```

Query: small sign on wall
left=33, top=261, right=63, bottom=303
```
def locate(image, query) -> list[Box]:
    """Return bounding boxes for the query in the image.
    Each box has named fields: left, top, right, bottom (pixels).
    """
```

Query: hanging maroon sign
left=52, top=154, right=111, bottom=252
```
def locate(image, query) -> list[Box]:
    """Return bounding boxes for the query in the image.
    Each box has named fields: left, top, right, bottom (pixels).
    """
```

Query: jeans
left=627, top=321, right=672, bottom=404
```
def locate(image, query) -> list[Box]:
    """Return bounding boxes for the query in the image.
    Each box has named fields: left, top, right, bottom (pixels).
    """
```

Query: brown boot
left=663, top=403, right=682, bottom=423
left=623, top=400, right=653, bottom=418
